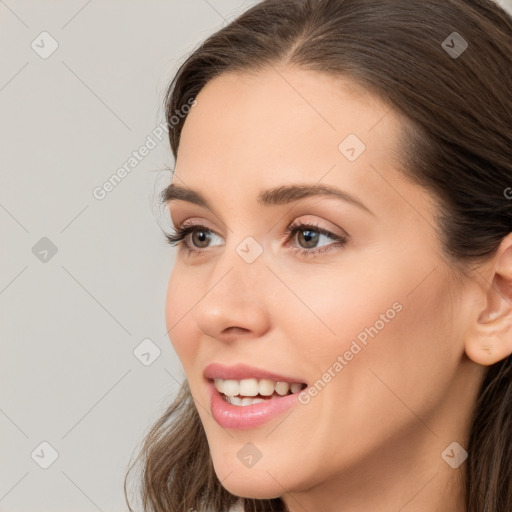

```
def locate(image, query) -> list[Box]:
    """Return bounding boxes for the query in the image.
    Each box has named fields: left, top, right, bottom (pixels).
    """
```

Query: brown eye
left=296, top=228, right=320, bottom=248
left=191, top=229, right=211, bottom=248
left=285, top=222, right=348, bottom=256
left=165, top=224, right=224, bottom=252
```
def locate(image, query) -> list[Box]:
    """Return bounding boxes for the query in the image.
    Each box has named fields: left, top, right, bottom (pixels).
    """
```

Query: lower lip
left=208, top=380, right=301, bottom=430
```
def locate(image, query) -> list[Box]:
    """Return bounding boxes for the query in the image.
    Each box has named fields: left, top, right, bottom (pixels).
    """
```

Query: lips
left=204, top=362, right=308, bottom=429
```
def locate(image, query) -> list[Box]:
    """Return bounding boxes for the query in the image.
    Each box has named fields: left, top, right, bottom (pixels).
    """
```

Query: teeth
left=239, top=378, right=259, bottom=396
left=290, top=382, right=302, bottom=393
left=214, top=378, right=225, bottom=394
left=222, top=379, right=239, bottom=396
left=213, top=377, right=304, bottom=398
left=242, top=397, right=265, bottom=406
left=275, top=382, right=290, bottom=395
left=226, top=396, right=266, bottom=406
left=258, top=379, right=275, bottom=396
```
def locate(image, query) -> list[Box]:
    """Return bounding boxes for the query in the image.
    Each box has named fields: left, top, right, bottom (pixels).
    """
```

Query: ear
left=464, top=232, right=512, bottom=366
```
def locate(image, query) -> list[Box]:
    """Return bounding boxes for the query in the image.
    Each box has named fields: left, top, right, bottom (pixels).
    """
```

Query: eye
left=164, top=221, right=223, bottom=254
left=284, top=221, right=348, bottom=256
left=164, top=220, right=348, bottom=257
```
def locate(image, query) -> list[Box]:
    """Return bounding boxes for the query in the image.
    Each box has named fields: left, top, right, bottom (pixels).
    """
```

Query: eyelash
left=164, top=221, right=348, bottom=257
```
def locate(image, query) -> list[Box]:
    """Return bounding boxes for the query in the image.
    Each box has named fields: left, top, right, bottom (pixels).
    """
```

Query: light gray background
left=1, top=1, right=511, bottom=511
left=0, top=1, right=258, bottom=511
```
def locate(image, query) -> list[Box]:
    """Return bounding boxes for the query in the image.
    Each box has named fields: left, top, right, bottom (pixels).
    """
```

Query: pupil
left=299, top=229, right=318, bottom=248
left=193, top=230, right=209, bottom=247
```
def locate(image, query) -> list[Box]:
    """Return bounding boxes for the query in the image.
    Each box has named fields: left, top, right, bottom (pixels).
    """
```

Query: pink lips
left=204, top=362, right=306, bottom=430
left=208, top=380, right=301, bottom=429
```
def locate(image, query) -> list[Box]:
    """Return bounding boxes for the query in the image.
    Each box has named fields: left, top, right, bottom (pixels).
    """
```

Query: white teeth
left=214, top=378, right=225, bottom=394
left=258, top=379, right=275, bottom=396
left=275, top=381, right=290, bottom=395
left=228, top=396, right=242, bottom=406
left=241, top=397, right=265, bottom=406
left=239, top=378, right=259, bottom=396
left=222, top=379, right=240, bottom=396
left=226, top=396, right=266, bottom=406
left=213, top=377, right=304, bottom=398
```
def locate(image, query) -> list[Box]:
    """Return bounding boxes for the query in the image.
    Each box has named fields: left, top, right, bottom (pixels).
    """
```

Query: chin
left=219, top=476, right=284, bottom=500
left=212, top=459, right=289, bottom=499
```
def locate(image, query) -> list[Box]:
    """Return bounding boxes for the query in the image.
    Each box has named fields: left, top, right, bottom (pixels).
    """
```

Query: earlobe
left=464, top=234, right=512, bottom=366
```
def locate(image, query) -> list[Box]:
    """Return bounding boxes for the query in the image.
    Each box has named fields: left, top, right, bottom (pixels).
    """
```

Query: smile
left=203, top=363, right=308, bottom=429
left=214, top=377, right=306, bottom=406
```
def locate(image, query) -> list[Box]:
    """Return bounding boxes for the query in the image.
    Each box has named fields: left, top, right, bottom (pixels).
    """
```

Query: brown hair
left=125, top=1, right=512, bottom=511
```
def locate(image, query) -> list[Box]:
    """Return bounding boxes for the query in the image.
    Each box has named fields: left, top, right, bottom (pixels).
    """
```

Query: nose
left=192, top=251, right=271, bottom=343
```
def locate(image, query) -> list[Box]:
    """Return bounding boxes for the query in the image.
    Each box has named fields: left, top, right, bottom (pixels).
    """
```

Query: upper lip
left=204, top=362, right=306, bottom=384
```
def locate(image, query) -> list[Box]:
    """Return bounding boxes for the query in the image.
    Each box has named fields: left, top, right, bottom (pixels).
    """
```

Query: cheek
left=282, top=258, right=460, bottom=445
left=292, top=242, right=458, bottom=376
left=319, top=276, right=457, bottom=439
left=275, top=256, right=406, bottom=371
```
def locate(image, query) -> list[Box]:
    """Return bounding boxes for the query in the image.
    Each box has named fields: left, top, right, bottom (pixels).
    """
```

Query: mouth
left=204, top=362, right=309, bottom=428
left=207, top=377, right=308, bottom=429
left=212, top=377, right=307, bottom=406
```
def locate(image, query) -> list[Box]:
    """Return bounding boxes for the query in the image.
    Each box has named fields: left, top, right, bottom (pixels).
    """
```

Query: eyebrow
left=162, top=183, right=375, bottom=216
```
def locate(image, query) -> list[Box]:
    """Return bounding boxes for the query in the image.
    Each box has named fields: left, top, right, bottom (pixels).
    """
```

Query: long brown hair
left=125, top=1, right=512, bottom=510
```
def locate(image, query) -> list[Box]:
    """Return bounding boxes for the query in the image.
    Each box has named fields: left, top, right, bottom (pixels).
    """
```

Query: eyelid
left=287, top=215, right=349, bottom=239
left=165, top=217, right=349, bottom=257
left=170, top=216, right=346, bottom=242
left=175, top=220, right=224, bottom=245
left=195, top=214, right=345, bottom=238
left=164, top=219, right=222, bottom=250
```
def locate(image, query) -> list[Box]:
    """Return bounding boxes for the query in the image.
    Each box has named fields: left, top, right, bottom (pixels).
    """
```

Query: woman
left=125, top=0, right=512, bottom=510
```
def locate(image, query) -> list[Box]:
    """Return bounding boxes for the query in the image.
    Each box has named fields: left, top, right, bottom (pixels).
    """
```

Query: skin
left=164, top=65, right=512, bottom=512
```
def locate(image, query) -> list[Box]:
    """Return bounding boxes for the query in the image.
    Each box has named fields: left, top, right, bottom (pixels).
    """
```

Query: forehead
left=174, top=65, right=414, bottom=217
left=177, top=65, right=402, bottom=171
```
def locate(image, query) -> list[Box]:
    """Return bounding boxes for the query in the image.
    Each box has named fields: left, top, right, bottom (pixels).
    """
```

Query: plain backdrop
left=0, top=1, right=258, bottom=511
left=1, top=1, right=511, bottom=511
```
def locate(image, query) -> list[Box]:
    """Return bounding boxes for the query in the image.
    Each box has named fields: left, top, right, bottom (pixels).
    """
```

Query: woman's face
left=164, top=66, right=482, bottom=503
